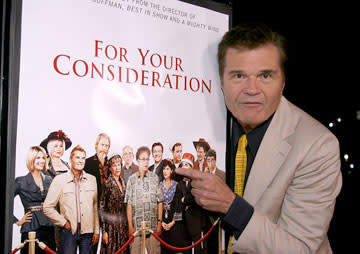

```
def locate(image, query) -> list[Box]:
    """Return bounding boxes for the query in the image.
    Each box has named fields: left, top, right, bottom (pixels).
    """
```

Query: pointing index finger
left=175, top=167, right=202, bottom=180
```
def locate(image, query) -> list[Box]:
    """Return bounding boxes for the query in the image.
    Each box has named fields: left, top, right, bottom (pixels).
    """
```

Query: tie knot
left=238, top=134, right=247, bottom=150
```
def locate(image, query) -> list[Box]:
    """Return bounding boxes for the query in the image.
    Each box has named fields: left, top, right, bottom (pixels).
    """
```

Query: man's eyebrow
left=259, top=69, right=276, bottom=74
left=227, top=70, right=246, bottom=75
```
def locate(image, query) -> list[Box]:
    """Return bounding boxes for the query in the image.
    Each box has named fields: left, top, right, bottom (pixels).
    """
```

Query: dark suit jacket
left=13, top=173, right=54, bottom=233
left=149, top=160, right=164, bottom=182
left=84, top=154, right=108, bottom=201
left=184, top=180, right=209, bottom=237
left=213, top=167, right=225, bottom=182
left=121, top=163, right=138, bottom=185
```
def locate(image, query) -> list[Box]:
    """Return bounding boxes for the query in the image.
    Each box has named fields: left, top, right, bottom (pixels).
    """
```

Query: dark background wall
left=214, top=0, right=359, bottom=253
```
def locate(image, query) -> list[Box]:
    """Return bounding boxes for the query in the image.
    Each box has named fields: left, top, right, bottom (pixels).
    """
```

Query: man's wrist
left=222, top=194, right=254, bottom=239
left=223, top=192, right=236, bottom=214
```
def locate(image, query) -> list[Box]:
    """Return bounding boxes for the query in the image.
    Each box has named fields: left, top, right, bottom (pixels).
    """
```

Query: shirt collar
left=124, top=163, right=133, bottom=170
left=66, top=170, right=87, bottom=182
left=94, top=154, right=108, bottom=164
left=232, top=114, right=274, bottom=156
left=136, top=170, right=150, bottom=178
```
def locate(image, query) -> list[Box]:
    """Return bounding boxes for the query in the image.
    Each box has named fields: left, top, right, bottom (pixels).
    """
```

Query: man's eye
left=262, top=73, right=271, bottom=79
left=235, top=73, right=244, bottom=79
left=260, top=72, right=273, bottom=80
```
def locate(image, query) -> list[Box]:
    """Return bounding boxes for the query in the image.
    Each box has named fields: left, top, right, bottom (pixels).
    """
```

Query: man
left=125, top=146, right=163, bottom=254
left=204, top=148, right=225, bottom=254
left=171, top=142, right=182, bottom=168
left=205, top=149, right=225, bottom=182
left=84, top=133, right=110, bottom=199
left=44, top=145, right=99, bottom=254
left=149, top=142, right=164, bottom=181
left=193, top=138, right=210, bottom=172
left=83, top=133, right=110, bottom=253
left=122, top=145, right=139, bottom=185
left=176, top=23, right=342, bottom=253
left=181, top=153, right=208, bottom=254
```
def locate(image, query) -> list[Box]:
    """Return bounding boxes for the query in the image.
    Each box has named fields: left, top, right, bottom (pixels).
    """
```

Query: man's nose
left=245, top=76, right=260, bottom=94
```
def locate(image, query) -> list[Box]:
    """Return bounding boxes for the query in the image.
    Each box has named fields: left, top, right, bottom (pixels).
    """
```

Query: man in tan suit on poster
left=177, top=23, right=342, bottom=254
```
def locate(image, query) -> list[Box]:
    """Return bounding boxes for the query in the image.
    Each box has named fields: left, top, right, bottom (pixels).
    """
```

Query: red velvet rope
left=11, top=233, right=136, bottom=254
left=114, top=234, right=135, bottom=254
left=11, top=241, right=27, bottom=254
left=152, top=222, right=217, bottom=251
left=11, top=248, right=19, bottom=254
left=43, top=246, right=56, bottom=254
left=12, top=218, right=217, bottom=253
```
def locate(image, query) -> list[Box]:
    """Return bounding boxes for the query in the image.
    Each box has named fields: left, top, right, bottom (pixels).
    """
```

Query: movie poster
left=12, top=0, right=229, bottom=251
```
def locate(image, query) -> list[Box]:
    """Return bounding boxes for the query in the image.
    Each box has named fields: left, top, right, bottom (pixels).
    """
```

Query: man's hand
left=102, top=232, right=109, bottom=244
left=92, top=233, right=99, bottom=245
left=63, top=221, right=71, bottom=230
left=176, top=167, right=236, bottom=214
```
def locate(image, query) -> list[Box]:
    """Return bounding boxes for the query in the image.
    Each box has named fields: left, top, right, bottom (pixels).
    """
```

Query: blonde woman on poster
left=13, top=146, right=56, bottom=254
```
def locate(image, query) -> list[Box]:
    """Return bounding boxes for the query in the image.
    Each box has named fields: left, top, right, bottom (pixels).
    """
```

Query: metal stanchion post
left=141, top=221, right=147, bottom=254
left=28, top=231, right=36, bottom=254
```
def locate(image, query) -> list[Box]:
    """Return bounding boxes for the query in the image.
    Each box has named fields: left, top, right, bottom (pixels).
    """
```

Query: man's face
left=206, top=156, right=216, bottom=171
left=221, top=43, right=284, bottom=132
left=196, top=146, right=205, bottom=162
left=96, top=137, right=110, bottom=159
left=137, top=151, right=150, bottom=172
left=123, top=147, right=134, bottom=165
left=152, top=145, right=163, bottom=163
left=173, top=145, right=182, bottom=162
left=70, top=150, right=86, bottom=172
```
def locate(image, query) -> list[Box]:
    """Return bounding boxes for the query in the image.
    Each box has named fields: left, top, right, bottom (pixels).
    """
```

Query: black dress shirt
left=223, top=114, right=273, bottom=240
left=84, top=154, right=109, bottom=202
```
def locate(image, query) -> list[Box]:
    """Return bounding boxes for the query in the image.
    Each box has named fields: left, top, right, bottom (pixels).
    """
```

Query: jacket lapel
left=25, top=173, right=40, bottom=192
left=244, top=97, right=296, bottom=206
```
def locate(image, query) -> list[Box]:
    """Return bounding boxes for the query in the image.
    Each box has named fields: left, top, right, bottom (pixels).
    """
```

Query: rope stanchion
left=11, top=216, right=218, bottom=254
left=28, top=231, right=36, bottom=254
left=11, top=241, right=26, bottom=254
left=114, top=230, right=139, bottom=254
left=151, top=217, right=220, bottom=252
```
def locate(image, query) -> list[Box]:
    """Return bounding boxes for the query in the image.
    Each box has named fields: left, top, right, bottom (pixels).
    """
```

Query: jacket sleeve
left=13, top=177, right=21, bottom=223
left=230, top=132, right=342, bottom=254
left=43, top=176, right=67, bottom=227
left=93, top=178, right=100, bottom=234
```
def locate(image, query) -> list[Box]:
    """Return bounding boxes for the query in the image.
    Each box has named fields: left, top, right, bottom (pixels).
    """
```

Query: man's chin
left=97, top=152, right=107, bottom=158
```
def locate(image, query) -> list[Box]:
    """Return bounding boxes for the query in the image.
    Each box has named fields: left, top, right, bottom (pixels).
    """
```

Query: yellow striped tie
left=228, top=134, right=247, bottom=253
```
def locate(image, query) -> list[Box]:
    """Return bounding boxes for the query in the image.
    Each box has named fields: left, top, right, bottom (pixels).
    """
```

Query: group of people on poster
left=13, top=129, right=225, bottom=254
